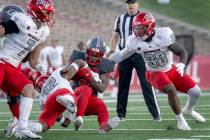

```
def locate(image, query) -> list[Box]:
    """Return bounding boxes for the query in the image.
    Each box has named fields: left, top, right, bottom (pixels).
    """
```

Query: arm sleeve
left=110, top=47, right=135, bottom=63
left=110, top=35, right=136, bottom=63
left=1, top=19, right=19, bottom=34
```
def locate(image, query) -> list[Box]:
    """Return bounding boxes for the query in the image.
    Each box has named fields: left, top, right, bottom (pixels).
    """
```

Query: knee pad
left=187, top=85, right=201, bottom=98
left=7, top=93, right=21, bottom=105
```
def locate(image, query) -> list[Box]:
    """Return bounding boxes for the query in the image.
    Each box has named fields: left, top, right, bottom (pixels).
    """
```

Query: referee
left=109, top=0, right=161, bottom=120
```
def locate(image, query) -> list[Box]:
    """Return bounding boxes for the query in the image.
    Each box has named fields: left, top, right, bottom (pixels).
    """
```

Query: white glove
left=175, top=63, right=185, bottom=77
left=35, top=64, right=47, bottom=75
left=91, top=71, right=101, bottom=83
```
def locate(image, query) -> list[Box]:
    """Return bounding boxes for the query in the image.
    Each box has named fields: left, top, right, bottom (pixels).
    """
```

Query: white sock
left=18, top=97, right=33, bottom=129
left=185, top=85, right=201, bottom=111
left=28, top=120, right=43, bottom=132
left=175, top=113, right=185, bottom=123
left=59, top=116, right=65, bottom=125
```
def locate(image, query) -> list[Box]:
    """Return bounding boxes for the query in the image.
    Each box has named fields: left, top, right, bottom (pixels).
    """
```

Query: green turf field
left=0, top=93, right=210, bottom=140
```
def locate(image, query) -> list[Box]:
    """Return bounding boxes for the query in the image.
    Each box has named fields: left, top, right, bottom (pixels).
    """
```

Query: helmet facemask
left=85, top=37, right=106, bottom=66
left=85, top=48, right=104, bottom=66
left=133, top=24, right=148, bottom=40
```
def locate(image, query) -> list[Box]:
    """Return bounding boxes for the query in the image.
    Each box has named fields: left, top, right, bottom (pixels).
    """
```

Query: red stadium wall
left=107, top=55, right=210, bottom=93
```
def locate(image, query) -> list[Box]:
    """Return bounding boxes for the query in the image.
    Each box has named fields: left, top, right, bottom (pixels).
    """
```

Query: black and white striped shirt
left=114, top=11, right=140, bottom=50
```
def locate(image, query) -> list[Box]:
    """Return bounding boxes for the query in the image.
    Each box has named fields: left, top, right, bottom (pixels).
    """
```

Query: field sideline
left=0, top=93, right=210, bottom=140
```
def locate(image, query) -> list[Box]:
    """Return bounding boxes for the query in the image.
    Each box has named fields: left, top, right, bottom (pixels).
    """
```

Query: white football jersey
left=127, top=27, right=175, bottom=72
left=39, top=67, right=74, bottom=106
left=0, top=12, right=49, bottom=67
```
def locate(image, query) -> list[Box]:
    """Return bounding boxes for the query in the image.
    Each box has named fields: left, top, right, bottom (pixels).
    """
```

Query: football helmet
left=85, top=36, right=106, bottom=66
left=27, top=0, right=55, bottom=26
left=132, top=12, right=155, bottom=40
left=0, top=5, right=25, bottom=23
left=34, top=75, right=49, bottom=93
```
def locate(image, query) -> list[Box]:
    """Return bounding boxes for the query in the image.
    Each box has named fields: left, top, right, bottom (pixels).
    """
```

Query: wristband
left=71, top=63, right=79, bottom=71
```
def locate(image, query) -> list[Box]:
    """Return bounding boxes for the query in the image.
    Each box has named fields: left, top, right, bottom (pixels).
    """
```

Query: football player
left=60, top=36, right=120, bottom=134
left=110, top=12, right=205, bottom=130
left=0, top=0, right=55, bottom=138
left=24, top=60, right=88, bottom=133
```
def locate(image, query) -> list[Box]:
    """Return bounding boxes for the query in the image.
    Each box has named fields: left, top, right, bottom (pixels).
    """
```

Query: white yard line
left=147, top=138, right=200, bottom=140
left=192, top=135, right=210, bottom=138
left=148, top=139, right=200, bottom=140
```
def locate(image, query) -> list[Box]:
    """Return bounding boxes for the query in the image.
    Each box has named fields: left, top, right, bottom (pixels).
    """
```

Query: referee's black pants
left=116, top=53, right=160, bottom=119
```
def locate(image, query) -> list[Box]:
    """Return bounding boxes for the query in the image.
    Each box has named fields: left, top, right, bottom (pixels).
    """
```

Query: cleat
left=117, top=117, right=126, bottom=121
left=15, top=128, right=42, bottom=139
left=4, top=117, right=18, bottom=137
left=153, top=116, right=162, bottom=122
left=98, top=117, right=120, bottom=134
left=74, top=116, right=83, bottom=131
left=182, top=107, right=206, bottom=123
left=177, top=119, right=191, bottom=130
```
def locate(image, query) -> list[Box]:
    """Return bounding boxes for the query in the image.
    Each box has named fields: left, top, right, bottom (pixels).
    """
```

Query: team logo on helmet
left=36, top=0, right=49, bottom=7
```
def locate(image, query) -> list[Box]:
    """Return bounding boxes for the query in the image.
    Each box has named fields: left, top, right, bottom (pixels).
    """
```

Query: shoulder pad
left=156, top=27, right=175, bottom=47
left=162, top=27, right=175, bottom=42
left=97, top=58, right=115, bottom=74
left=0, top=5, right=25, bottom=22
left=10, top=12, right=34, bottom=33
left=70, top=50, right=115, bottom=74
left=70, top=50, right=85, bottom=62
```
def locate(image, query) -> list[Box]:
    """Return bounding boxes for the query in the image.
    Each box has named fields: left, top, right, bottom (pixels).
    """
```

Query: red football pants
left=74, top=85, right=109, bottom=127
left=39, top=88, right=75, bottom=128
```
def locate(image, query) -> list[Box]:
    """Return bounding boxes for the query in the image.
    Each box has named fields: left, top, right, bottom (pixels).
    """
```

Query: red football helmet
left=34, top=75, right=49, bottom=93
left=27, top=0, right=55, bottom=26
left=132, top=12, right=155, bottom=40
left=85, top=36, right=106, bottom=66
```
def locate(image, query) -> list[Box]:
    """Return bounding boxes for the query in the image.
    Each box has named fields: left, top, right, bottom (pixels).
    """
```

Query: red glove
left=75, top=68, right=93, bottom=85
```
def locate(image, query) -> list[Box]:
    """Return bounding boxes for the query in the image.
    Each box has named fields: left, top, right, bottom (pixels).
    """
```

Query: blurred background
left=0, top=1, right=210, bottom=139
left=0, top=0, right=210, bottom=91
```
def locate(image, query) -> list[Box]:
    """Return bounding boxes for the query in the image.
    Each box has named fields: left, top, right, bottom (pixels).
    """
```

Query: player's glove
left=175, top=63, right=185, bottom=77
left=75, top=68, right=93, bottom=85
left=35, top=64, right=47, bottom=75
